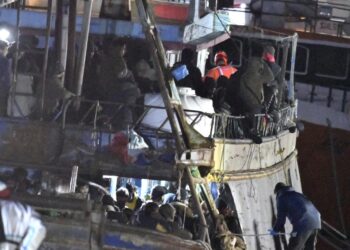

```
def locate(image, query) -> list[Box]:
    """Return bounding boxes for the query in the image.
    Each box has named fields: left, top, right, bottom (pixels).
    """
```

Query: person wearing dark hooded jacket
left=172, top=48, right=203, bottom=94
left=272, top=182, right=321, bottom=250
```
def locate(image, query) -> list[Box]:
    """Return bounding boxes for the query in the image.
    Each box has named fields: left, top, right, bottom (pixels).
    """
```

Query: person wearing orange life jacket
left=201, top=51, right=237, bottom=98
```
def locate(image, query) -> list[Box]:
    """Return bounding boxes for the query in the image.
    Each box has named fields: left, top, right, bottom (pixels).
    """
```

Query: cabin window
left=286, top=46, right=309, bottom=76
left=314, top=47, right=349, bottom=80
left=213, top=38, right=242, bottom=67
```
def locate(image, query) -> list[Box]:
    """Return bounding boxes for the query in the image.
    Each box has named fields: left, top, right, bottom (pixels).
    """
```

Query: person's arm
left=273, top=196, right=287, bottom=231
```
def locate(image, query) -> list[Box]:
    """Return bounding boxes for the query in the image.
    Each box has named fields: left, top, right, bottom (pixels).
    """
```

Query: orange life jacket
left=205, top=65, right=237, bottom=81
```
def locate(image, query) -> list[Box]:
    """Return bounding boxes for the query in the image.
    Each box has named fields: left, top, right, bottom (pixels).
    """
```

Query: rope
left=234, top=232, right=296, bottom=237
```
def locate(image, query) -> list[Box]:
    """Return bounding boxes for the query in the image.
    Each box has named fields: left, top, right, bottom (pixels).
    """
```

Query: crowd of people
left=0, top=34, right=294, bottom=144
left=101, top=184, right=195, bottom=240
left=99, top=180, right=321, bottom=249
left=100, top=182, right=244, bottom=245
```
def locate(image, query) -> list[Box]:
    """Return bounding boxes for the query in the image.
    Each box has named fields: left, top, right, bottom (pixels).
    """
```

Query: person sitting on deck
left=125, top=183, right=144, bottom=211
left=159, top=203, right=193, bottom=239
left=150, top=185, right=167, bottom=206
left=137, top=202, right=168, bottom=233
left=115, top=187, right=129, bottom=210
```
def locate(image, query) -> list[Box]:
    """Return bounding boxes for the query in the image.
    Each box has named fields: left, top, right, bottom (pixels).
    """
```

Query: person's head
left=102, top=194, right=115, bottom=206
left=126, top=183, right=135, bottom=202
left=181, top=48, right=195, bottom=64
left=274, top=182, right=288, bottom=195
left=0, top=181, right=11, bottom=199
left=151, top=185, right=166, bottom=204
left=263, top=45, right=276, bottom=63
left=214, top=51, right=228, bottom=66
left=159, top=203, right=176, bottom=222
left=217, top=198, right=232, bottom=217
left=116, top=187, right=129, bottom=209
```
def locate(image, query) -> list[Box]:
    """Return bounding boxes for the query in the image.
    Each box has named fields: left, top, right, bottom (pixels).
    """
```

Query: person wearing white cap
left=0, top=181, right=46, bottom=250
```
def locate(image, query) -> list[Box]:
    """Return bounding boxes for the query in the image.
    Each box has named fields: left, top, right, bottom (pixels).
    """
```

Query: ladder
left=134, top=0, right=239, bottom=248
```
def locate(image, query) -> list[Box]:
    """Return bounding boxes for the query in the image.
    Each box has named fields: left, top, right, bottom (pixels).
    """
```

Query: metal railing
left=209, top=105, right=297, bottom=139
left=52, top=97, right=298, bottom=146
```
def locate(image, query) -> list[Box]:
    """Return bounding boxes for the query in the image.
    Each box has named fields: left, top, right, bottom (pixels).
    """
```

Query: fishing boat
left=0, top=0, right=348, bottom=249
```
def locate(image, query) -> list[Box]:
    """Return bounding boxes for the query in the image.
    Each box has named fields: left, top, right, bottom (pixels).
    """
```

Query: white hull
left=212, top=131, right=300, bottom=249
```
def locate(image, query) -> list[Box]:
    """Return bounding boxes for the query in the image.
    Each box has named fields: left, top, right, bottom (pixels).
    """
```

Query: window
left=286, top=45, right=309, bottom=76
left=314, top=47, right=349, bottom=80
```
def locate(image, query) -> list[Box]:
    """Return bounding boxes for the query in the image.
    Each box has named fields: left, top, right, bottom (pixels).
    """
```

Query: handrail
left=210, top=105, right=297, bottom=139
left=57, top=96, right=297, bottom=141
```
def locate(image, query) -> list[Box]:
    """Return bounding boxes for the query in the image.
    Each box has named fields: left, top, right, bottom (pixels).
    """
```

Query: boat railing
left=210, top=105, right=296, bottom=139
left=56, top=97, right=296, bottom=142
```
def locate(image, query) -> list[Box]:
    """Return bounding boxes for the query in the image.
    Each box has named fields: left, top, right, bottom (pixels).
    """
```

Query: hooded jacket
left=274, top=186, right=321, bottom=233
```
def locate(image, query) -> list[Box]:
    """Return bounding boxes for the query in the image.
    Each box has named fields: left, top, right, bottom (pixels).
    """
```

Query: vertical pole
left=10, top=0, right=22, bottom=116
left=55, top=0, right=63, bottom=63
left=75, top=0, right=93, bottom=96
left=277, top=41, right=289, bottom=109
left=327, top=87, right=333, bottom=108
left=288, top=33, right=298, bottom=103
left=60, top=2, right=69, bottom=81
left=110, top=176, right=118, bottom=200
left=65, top=0, right=77, bottom=92
left=326, top=119, right=347, bottom=235
left=341, top=89, right=347, bottom=112
left=40, top=0, right=53, bottom=120
left=69, top=165, right=79, bottom=193
left=187, top=0, right=199, bottom=23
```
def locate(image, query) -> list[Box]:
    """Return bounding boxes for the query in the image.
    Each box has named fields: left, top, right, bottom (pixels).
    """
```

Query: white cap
left=0, top=181, right=7, bottom=192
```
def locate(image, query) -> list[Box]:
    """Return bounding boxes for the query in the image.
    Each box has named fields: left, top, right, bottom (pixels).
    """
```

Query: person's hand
left=268, top=229, right=278, bottom=236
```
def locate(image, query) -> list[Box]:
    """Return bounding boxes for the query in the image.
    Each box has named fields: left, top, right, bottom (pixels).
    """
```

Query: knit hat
left=116, top=187, right=129, bottom=198
left=274, top=182, right=288, bottom=194
left=151, top=185, right=167, bottom=201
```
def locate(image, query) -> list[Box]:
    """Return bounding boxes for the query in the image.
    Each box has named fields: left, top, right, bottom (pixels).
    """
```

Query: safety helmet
left=214, top=51, right=228, bottom=66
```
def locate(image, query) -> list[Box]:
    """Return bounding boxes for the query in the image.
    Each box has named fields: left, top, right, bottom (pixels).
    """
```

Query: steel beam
left=0, top=0, right=17, bottom=7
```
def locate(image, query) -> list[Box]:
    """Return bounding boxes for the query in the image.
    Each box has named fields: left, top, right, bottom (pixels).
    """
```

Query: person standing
left=202, top=51, right=237, bottom=98
left=270, top=182, right=321, bottom=250
left=0, top=40, right=11, bottom=116
left=0, top=181, right=46, bottom=250
left=171, top=48, right=203, bottom=94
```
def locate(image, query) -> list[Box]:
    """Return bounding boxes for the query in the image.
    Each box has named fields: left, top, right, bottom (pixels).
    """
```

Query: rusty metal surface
left=103, top=223, right=209, bottom=250
left=11, top=193, right=92, bottom=211
left=0, top=118, right=63, bottom=164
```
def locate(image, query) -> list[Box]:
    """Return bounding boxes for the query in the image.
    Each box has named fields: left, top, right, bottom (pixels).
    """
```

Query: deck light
left=0, top=28, right=10, bottom=42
